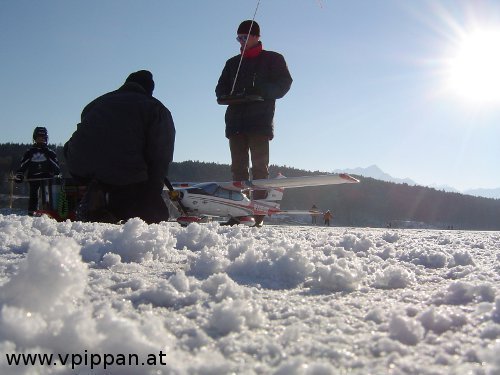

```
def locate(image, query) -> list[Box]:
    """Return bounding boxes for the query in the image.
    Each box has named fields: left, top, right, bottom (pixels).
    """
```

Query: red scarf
left=241, top=42, right=263, bottom=58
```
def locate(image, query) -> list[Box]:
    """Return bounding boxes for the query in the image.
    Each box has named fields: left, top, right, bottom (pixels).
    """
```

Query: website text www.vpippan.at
left=5, top=350, right=170, bottom=370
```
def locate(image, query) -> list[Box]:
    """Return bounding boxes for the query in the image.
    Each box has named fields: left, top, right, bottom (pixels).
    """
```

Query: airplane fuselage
left=177, top=183, right=254, bottom=218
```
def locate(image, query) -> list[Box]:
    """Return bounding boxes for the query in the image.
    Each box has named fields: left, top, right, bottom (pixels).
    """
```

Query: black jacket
left=17, top=144, right=60, bottom=179
left=216, top=45, right=292, bottom=139
left=64, top=83, right=175, bottom=187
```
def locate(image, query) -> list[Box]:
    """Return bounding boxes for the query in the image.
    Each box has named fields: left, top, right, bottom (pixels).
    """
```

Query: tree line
left=1, top=143, right=499, bottom=230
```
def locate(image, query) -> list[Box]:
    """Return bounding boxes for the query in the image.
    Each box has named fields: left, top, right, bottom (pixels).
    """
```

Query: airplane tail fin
left=251, top=173, right=286, bottom=209
left=251, top=186, right=284, bottom=201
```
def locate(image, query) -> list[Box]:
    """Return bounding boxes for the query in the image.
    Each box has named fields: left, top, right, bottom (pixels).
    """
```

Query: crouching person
left=64, top=70, right=175, bottom=224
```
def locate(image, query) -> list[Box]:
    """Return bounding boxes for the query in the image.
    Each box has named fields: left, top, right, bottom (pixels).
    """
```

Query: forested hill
left=1, top=143, right=499, bottom=230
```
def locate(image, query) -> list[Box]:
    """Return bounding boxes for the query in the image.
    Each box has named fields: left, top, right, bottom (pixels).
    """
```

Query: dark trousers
left=28, top=180, right=51, bottom=215
left=73, top=175, right=170, bottom=224
left=106, top=181, right=169, bottom=224
left=229, top=134, right=270, bottom=207
left=28, top=181, right=41, bottom=215
left=229, top=134, right=269, bottom=181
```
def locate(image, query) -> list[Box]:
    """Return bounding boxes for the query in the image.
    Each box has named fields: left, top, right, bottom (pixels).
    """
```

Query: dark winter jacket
left=17, top=144, right=60, bottom=179
left=216, top=43, right=292, bottom=139
left=64, top=83, right=175, bottom=188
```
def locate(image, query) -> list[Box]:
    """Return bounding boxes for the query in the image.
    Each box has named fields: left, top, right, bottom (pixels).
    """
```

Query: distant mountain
left=335, top=165, right=500, bottom=200
left=428, top=184, right=461, bottom=194
left=334, top=165, right=417, bottom=185
left=464, top=188, right=500, bottom=200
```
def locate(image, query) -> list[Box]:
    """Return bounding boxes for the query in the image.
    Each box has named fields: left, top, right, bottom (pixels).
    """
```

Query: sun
left=446, top=29, right=500, bottom=105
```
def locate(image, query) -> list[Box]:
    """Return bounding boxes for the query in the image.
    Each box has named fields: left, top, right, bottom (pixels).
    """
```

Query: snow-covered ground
left=0, top=214, right=499, bottom=374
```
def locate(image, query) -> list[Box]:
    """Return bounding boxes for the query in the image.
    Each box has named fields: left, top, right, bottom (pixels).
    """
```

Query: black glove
left=14, top=172, right=24, bottom=183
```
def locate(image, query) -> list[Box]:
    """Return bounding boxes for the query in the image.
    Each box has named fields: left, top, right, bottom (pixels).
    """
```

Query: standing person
left=15, top=127, right=60, bottom=216
left=323, top=210, right=333, bottom=226
left=311, top=204, right=318, bottom=225
left=216, top=20, right=292, bottom=226
left=64, top=70, right=175, bottom=224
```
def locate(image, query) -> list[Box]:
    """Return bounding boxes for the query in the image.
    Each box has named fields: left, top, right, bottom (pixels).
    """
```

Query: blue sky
left=1, top=0, right=500, bottom=191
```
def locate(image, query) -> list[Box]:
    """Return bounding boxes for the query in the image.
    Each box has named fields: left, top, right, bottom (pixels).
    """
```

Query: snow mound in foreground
left=0, top=215, right=498, bottom=374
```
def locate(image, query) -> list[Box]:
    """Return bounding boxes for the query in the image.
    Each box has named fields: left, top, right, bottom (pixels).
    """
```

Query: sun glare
left=446, top=30, right=500, bottom=105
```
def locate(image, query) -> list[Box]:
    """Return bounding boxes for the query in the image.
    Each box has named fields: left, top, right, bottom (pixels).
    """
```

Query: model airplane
left=165, top=173, right=359, bottom=227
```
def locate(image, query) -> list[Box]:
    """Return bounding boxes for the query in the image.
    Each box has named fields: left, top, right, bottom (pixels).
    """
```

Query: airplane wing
left=163, top=182, right=204, bottom=191
left=221, top=173, right=359, bottom=191
left=271, top=210, right=325, bottom=216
